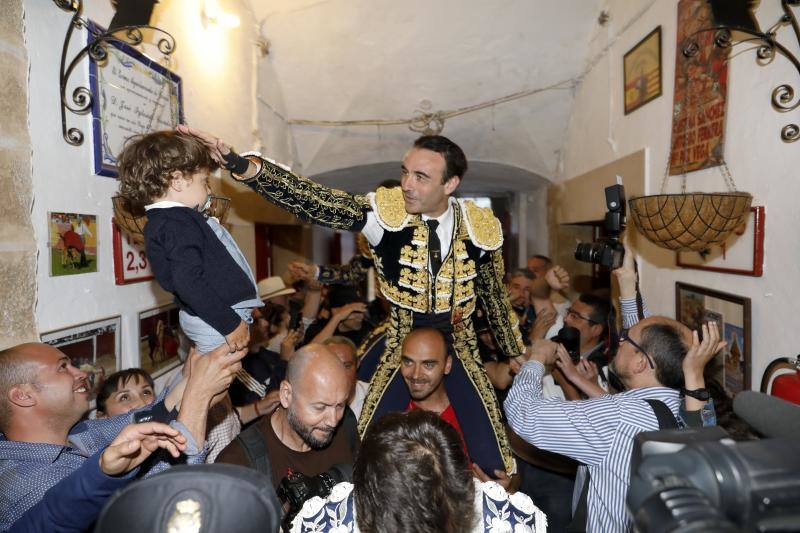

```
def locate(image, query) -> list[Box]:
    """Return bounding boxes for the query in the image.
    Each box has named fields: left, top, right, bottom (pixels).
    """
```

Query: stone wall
left=0, top=0, right=38, bottom=349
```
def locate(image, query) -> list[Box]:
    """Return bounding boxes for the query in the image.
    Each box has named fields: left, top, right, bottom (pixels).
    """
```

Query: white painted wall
left=560, top=0, right=800, bottom=388
left=24, top=0, right=292, bottom=386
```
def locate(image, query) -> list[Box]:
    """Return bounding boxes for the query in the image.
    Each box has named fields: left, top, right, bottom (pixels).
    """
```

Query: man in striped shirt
left=504, top=316, right=692, bottom=533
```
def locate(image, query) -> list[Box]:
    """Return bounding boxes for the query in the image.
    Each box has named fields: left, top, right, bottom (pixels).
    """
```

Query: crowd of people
left=0, top=128, right=752, bottom=533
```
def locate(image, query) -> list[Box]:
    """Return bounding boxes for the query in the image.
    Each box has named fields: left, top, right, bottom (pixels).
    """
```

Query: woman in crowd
left=291, top=409, right=546, bottom=532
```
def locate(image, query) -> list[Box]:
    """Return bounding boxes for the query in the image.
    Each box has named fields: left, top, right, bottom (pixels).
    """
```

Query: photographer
left=217, top=344, right=358, bottom=520
left=505, top=316, right=723, bottom=533
left=303, top=286, right=370, bottom=347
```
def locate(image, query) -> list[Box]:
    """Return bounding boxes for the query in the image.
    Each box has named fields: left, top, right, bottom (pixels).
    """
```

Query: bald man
left=217, top=344, right=358, bottom=488
left=400, top=328, right=452, bottom=413
left=0, top=342, right=243, bottom=530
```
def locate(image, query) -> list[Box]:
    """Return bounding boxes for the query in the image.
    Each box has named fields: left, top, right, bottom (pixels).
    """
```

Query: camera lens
left=574, top=242, right=601, bottom=263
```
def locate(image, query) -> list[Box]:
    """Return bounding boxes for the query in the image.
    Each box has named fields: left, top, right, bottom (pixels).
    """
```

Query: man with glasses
left=540, top=293, right=614, bottom=401
left=504, top=316, right=722, bottom=533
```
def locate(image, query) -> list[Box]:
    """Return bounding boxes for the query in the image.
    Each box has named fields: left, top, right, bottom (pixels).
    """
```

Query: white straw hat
left=256, top=276, right=296, bottom=300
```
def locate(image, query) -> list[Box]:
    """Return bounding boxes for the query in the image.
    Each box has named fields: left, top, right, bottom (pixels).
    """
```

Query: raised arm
left=177, top=125, right=370, bottom=231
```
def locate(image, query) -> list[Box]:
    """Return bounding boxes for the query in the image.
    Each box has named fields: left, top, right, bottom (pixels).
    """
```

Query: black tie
left=427, top=219, right=442, bottom=276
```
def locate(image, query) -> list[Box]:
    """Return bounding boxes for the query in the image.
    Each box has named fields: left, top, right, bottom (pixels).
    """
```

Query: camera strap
left=236, top=423, right=273, bottom=478
left=567, top=399, right=679, bottom=532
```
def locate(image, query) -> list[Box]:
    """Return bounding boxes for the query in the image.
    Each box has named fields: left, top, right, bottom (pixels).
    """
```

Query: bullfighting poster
left=669, top=0, right=730, bottom=175
left=49, top=212, right=98, bottom=276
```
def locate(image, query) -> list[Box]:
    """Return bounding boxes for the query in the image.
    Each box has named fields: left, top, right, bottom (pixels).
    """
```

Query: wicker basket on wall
left=112, top=195, right=232, bottom=247
left=628, top=191, right=752, bottom=252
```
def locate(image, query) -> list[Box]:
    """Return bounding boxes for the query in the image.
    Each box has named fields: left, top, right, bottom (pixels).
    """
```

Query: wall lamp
left=202, top=0, right=241, bottom=29
left=52, top=0, right=176, bottom=146
left=683, top=0, right=800, bottom=142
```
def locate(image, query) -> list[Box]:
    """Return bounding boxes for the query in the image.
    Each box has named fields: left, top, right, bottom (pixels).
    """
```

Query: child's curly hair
left=117, top=130, right=219, bottom=209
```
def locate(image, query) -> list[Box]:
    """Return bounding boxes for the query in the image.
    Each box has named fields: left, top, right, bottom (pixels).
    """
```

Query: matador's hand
left=176, top=125, right=231, bottom=164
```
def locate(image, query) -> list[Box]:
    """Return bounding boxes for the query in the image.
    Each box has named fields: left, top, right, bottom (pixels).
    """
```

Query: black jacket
left=145, top=206, right=256, bottom=336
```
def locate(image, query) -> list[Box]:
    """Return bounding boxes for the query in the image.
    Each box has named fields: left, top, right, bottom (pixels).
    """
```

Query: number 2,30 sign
left=112, top=220, right=154, bottom=285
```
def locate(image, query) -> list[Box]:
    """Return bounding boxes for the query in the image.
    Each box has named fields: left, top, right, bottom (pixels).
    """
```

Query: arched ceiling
left=248, top=0, right=604, bottom=193
left=314, top=161, right=550, bottom=196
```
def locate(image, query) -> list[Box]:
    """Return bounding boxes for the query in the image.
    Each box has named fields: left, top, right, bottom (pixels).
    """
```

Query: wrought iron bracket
left=682, top=0, right=800, bottom=142
left=53, top=0, right=176, bottom=146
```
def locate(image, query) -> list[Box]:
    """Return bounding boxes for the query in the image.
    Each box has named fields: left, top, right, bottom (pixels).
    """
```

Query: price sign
left=112, top=219, right=154, bottom=285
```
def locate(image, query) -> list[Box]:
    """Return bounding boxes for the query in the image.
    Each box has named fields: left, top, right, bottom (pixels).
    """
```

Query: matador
left=181, top=126, right=525, bottom=474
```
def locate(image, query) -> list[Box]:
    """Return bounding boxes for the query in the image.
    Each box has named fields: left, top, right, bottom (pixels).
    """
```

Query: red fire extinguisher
left=762, top=357, right=800, bottom=405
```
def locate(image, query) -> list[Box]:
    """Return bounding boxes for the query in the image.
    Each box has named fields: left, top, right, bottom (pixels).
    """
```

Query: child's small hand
left=225, top=320, right=250, bottom=353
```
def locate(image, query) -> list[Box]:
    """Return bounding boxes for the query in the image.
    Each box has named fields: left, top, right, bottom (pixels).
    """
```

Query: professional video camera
left=277, top=463, right=352, bottom=530
left=574, top=184, right=626, bottom=270
left=627, top=392, right=800, bottom=532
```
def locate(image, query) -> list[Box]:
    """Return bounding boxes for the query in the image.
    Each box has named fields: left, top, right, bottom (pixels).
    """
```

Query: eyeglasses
left=566, top=308, right=597, bottom=324
left=619, top=328, right=654, bottom=369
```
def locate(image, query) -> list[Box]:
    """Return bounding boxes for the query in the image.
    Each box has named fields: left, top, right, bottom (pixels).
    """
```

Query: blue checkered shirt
left=0, top=408, right=206, bottom=530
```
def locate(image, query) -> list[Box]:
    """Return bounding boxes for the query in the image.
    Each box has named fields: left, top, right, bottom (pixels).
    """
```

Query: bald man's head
left=0, top=342, right=91, bottom=436
left=280, top=344, right=351, bottom=449
left=402, top=328, right=447, bottom=359
left=400, top=328, right=451, bottom=403
left=0, top=343, right=41, bottom=432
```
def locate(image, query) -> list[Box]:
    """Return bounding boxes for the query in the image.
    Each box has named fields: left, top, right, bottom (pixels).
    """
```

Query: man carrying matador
left=179, top=126, right=525, bottom=477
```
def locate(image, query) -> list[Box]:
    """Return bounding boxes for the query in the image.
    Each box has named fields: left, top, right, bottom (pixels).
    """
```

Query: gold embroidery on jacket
left=452, top=318, right=515, bottom=472
left=358, top=307, right=413, bottom=436
left=461, top=199, right=504, bottom=250
left=247, top=158, right=367, bottom=230
left=373, top=187, right=411, bottom=230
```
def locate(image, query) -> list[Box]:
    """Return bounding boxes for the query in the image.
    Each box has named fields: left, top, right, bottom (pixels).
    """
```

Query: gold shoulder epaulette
left=369, top=186, right=411, bottom=231
left=460, top=199, right=503, bottom=250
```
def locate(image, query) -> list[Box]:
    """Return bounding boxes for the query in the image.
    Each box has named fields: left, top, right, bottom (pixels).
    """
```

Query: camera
left=574, top=184, right=626, bottom=270
left=277, top=463, right=352, bottom=530
left=288, top=309, right=302, bottom=331
left=551, top=326, right=581, bottom=363
left=627, top=427, right=800, bottom=532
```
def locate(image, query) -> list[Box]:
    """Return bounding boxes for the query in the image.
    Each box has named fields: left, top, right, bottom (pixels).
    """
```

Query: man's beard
left=286, top=406, right=336, bottom=449
left=406, top=379, right=434, bottom=401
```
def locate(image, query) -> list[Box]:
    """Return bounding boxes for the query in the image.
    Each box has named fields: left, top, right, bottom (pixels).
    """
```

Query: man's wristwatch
left=681, top=387, right=711, bottom=401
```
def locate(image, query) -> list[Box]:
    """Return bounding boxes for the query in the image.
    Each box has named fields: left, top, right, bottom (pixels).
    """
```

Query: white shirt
left=361, top=197, right=456, bottom=259
left=349, top=380, right=370, bottom=420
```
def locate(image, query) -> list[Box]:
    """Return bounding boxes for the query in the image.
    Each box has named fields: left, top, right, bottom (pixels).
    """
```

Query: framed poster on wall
left=675, top=282, right=751, bottom=396
left=41, top=316, right=121, bottom=394
left=87, top=20, right=183, bottom=177
left=112, top=219, right=154, bottom=284
left=623, top=26, right=662, bottom=115
left=138, top=304, right=185, bottom=377
left=48, top=212, right=98, bottom=277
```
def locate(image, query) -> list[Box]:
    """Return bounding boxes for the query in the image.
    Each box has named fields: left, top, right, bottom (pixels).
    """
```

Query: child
left=117, top=131, right=262, bottom=355
left=96, top=368, right=156, bottom=418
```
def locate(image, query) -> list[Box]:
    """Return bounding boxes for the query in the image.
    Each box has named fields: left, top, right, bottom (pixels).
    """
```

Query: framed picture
left=138, top=304, right=186, bottom=377
left=675, top=282, right=751, bottom=396
left=41, top=316, right=121, bottom=395
left=87, top=20, right=183, bottom=177
left=48, top=212, right=98, bottom=276
left=676, top=207, right=765, bottom=276
left=623, top=26, right=662, bottom=115
left=112, top=219, right=154, bottom=284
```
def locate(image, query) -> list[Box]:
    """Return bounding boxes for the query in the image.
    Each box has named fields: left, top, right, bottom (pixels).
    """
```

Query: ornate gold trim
left=460, top=199, right=503, bottom=251
left=369, top=187, right=412, bottom=231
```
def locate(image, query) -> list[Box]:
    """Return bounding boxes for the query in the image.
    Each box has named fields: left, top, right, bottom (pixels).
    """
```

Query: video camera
left=627, top=392, right=800, bottom=532
left=277, top=463, right=352, bottom=530
left=574, top=184, right=626, bottom=270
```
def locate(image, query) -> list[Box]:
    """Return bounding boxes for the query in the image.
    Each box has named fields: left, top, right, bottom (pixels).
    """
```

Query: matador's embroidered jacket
left=240, top=155, right=524, bottom=472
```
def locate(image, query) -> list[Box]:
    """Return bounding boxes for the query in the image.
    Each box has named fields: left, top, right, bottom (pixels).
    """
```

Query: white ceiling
left=248, top=0, right=604, bottom=192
